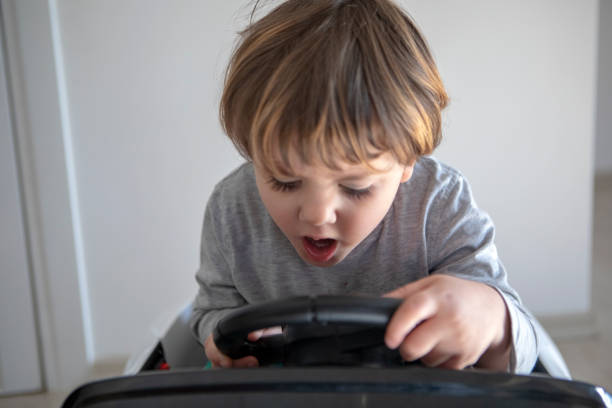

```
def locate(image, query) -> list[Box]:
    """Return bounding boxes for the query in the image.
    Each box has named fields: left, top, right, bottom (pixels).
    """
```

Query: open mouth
left=302, top=237, right=338, bottom=263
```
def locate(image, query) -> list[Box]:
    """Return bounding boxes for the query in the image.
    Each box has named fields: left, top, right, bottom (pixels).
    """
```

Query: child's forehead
left=263, top=150, right=397, bottom=178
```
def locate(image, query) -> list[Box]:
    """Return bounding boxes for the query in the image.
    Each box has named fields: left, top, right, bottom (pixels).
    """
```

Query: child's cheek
left=342, top=198, right=389, bottom=243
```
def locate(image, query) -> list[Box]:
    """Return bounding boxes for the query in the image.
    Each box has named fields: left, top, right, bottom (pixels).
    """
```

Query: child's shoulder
left=401, top=156, right=479, bottom=212
left=208, top=162, right=258, bottom=207
left=399, top=157, right=481, bottom=230
left=216, top=161, right=254, bottom=186
left=413, top=156, right=467, bottom=194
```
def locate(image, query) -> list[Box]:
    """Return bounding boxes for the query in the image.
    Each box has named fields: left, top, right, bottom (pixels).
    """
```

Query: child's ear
left=400, top=159, right=417, bottom=183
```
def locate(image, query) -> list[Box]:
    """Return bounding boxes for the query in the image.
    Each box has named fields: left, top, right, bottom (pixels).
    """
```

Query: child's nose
left=298, top=195, right=337, bottom=226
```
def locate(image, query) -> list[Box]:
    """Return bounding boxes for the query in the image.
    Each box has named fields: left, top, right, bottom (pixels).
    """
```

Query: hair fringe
left=220, top=0, right=449, bottom=175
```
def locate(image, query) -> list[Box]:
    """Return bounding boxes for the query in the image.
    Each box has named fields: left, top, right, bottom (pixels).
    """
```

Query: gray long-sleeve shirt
left=190, top=156, right=538, bottom=373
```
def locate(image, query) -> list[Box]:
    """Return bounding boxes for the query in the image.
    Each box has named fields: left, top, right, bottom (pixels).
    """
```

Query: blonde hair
left=220, top=0, right=448, bottom=174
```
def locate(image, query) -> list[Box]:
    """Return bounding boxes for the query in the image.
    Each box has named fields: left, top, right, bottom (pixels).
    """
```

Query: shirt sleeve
left=426, top=173, right=539, bottom=374
left=189, top=186, right=247, bottom=344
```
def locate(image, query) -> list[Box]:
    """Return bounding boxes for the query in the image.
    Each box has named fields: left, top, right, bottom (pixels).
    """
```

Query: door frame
left=1, top=0, right=92, bottom=391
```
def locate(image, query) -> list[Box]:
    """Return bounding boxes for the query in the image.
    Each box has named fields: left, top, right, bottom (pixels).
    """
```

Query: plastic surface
left=63, top=296, right=611, bottom=407
left=213, top=295, right=403, bottom=366
left=532, top=317, right=572, bottom=379
left=61, top=367, right=612, bottom=408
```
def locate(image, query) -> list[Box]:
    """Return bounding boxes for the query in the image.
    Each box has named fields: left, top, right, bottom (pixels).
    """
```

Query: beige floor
left=2, top=176, right=611, bottom=408
left=0, top=363, right=121, bottom=408
left=554, top=175, right=612, bottom=390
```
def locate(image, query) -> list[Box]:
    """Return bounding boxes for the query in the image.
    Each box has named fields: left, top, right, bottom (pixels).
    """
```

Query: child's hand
left=384, top=275, right=511, bottom=370
left=204, top=327, right=282, bottom=368
left=204, top=334, right=258, bottom=368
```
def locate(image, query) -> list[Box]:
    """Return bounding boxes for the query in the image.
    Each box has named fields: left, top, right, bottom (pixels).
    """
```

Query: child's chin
left=300, top=249, right=347, bottom=267
left=304, top=258, right=337, bottom=267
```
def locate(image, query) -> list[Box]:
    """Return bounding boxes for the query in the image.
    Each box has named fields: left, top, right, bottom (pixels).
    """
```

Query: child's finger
left=438, top=355, right=466, bottom=370
left=395, top=317, right=444, bottom=362
left=247, top=326, right=282, bottom=341
left=383, top=277, right=430, bottom=299
left=419, top=349, right=453, bottom=368
left=204, top=334, right=233, bottom=368
left=211, top=353, right=233, bottom=368
left=384, top=291, right=438, bottom=349
left=232, top=355, right=259, bottom=368
left=247, top=329, right=264, bottom=341
left=403, top=317, right=481, bottom=369
left=261, top=326, right=283, bottom=337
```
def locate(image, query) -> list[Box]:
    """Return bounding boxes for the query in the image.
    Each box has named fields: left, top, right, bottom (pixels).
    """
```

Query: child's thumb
left=384, top=278, right=428, bottom=299
left=247, top=329, right=264, bottom=341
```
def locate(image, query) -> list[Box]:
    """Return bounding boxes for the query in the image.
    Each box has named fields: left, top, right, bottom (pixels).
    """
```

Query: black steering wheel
left=213, top=295, right=409, bottom=367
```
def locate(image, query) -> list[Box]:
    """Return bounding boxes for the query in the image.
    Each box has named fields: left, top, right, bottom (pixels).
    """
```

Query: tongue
left=311, top=238, right=334, bottom=248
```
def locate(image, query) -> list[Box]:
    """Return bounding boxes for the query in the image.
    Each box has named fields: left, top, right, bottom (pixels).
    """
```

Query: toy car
left=61, top=295, right=612, bottom=407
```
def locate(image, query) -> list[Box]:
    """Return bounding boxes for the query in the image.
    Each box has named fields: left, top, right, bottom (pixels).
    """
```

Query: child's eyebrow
left=335, top=166, right=384, bottom=182
left=338, top=173, right=373, bottom=182
left=268, top=160, right=380, bottom=180
left=267, top=162, right=297, bottom=178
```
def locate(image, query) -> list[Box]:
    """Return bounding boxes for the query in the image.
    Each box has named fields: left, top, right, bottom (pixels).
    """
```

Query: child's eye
left=341, top=186, right=372, bottom=200
left=267, top=177, right=301, bottom=192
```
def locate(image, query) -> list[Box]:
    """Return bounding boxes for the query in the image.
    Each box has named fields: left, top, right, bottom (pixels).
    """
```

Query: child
left=190, top=0, right=538, bottom=373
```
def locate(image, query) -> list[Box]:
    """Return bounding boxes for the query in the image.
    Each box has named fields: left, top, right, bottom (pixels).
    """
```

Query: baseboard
left=595, top=172, right=612, bottom=190
left=87, top=356, right=129, bottom=381
left=537, top=311, right=599, bottom=341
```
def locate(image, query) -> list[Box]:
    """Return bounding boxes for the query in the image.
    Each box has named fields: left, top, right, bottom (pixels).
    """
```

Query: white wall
left=48, top=0, right=597, bottom=364
left=596, top=0, right=612, bottom=174
left=2, top=0, right=92, bottom=390
left=404, top=0, right=597, bottom=315
left=54, top=0, right=245, bottom=362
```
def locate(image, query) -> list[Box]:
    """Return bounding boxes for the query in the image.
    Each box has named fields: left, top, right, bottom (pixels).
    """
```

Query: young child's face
left=254, top=150, right=414, bottom=267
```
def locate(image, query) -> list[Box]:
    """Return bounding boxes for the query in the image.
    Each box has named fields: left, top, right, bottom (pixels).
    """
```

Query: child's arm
left=189, top=177, right=285, bottom=367
left=393, top=167, right=538, bottom=373
left=384, top=274, right=512, bottom=370
left=189, top=185, right=249, bottom=356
